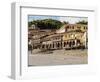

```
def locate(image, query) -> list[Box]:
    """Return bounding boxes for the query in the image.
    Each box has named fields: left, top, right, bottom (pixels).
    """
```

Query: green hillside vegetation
left=28, top=19, right=63, bottom=29
left=28, top=19, right=87, bottom=29
left=76, top=20, right=88, bottom=25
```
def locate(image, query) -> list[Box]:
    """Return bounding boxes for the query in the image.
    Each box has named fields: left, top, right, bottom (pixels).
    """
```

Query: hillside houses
left=28, top=24, right=88, bottom=51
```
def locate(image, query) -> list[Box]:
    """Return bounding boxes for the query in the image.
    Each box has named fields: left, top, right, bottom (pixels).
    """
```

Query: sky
left=28, top=15, right=88, bottom=24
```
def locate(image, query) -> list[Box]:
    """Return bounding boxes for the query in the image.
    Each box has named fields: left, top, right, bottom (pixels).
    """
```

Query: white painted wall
left=0, top=0, right=100, bottom=81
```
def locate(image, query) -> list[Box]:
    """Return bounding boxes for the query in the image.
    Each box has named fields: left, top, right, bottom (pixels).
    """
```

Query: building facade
left=28, top=24, right=88, bottom=51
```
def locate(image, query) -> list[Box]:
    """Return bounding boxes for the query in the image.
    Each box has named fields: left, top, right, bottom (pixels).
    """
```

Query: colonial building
left=28, top=24, right=88, bottom=51
left=56, top=24, right=87, bottom=33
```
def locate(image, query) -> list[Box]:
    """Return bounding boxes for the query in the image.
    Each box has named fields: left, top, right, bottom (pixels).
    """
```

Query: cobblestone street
left=28, top=49, right=87, bottom=66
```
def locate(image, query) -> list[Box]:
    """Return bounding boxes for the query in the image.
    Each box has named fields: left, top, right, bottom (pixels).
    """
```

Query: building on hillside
left=28, top=24, right=88, bottom=50
left=56, top=24, right=87, bottom=33
left=29, top=24, right=39, bottom=30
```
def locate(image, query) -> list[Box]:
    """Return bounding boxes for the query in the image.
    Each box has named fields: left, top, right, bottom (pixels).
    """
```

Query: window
left=64, top=42, right=66, bottom=47
left=84, top=26, right=86, bottom=29
left=72, top=26, right=74, bottom=29
left=67, top=26, right=69, bottom=29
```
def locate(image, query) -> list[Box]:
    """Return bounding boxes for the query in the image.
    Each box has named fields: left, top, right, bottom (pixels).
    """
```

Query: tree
left=28, top=19, right=63, bottom=29
left=62, top=21, right=69, bottom=24
left=76, top=20, right=88, bottom=25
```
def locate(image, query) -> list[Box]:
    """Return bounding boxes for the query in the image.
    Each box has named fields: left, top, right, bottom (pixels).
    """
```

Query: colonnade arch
left=40, top=39, right=82, bottom=50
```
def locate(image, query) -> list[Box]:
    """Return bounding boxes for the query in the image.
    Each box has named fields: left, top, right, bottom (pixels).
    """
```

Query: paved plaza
left=28, top=49, right=88, bottom=66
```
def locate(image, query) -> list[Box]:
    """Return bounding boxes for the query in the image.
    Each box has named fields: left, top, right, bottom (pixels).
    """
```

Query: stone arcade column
left=75, top=39, right=77, bottom=47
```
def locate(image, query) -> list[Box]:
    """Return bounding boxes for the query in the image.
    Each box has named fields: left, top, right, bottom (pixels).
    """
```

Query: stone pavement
left=28, top=49, right=87, bottom=66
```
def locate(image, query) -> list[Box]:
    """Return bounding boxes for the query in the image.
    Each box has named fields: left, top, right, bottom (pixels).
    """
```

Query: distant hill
left=28, top=19, right=63, bottom=29
left=28, top=19, right=88, bottom=29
